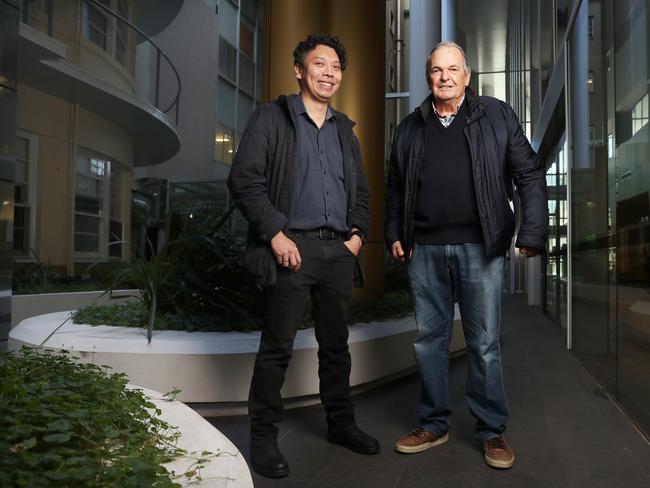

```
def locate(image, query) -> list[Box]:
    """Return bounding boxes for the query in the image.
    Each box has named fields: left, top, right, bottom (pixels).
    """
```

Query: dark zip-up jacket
left=228, top=94, right=370, bottom=285
left=385, top=92, right=548, bottom=258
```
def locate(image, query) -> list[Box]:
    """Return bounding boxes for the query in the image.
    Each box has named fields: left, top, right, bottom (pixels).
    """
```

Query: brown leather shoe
left=483, top=436, right=515, bottom=469
left=395, top=427, right=449, bottom=454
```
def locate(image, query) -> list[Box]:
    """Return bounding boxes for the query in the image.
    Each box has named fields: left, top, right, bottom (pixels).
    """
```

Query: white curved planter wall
left=137, top=385, right=253, bottom=487
left=9, top=307, right=465, bottom=404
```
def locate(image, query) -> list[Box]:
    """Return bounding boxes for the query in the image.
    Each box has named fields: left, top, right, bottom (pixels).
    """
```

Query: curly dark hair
left=293, top=34, right=347, bottom=71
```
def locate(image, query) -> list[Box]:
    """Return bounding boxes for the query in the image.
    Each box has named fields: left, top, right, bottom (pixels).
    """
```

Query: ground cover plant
left=0, top=347, right=207, bottom=487
left=72, top=248, right=414, bottom=333
left=72, top=289, right=412, bottom=332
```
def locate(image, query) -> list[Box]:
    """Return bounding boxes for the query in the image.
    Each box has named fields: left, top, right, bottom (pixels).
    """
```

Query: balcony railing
left=21, top=0, right=181, bottom=126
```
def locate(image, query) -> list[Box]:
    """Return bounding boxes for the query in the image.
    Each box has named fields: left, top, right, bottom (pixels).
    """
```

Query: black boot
left=250, top=439, right=289, bottom=478
left=327, top=424, right=381, bottom=454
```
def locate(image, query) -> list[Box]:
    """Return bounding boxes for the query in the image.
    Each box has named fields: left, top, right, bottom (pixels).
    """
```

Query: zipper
left=465, top=122, right=494, bottom=254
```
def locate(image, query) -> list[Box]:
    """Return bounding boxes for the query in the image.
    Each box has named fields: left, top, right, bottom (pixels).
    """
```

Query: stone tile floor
left=209, top=295, right=650, bottom=487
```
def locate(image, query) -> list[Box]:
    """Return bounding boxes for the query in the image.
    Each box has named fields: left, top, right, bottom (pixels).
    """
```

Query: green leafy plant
left=109, top=207, right=260, bottom=343
left=0, top=347, right=192, bottom=487
left=162, top=387, right=182, bottom=402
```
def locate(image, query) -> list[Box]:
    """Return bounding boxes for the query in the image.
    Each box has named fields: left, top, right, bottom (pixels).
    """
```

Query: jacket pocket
left=243, top=241, right=277, bottom=287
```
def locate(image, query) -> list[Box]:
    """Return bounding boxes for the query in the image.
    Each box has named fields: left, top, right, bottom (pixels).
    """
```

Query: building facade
left=16, top=0, right=181, bottom=277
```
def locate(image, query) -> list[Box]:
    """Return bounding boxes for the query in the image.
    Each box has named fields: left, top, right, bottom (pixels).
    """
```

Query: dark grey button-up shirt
left=287, top=95, right=347, bottom=232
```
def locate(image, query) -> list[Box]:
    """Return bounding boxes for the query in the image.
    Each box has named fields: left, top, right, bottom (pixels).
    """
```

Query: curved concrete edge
left=9, top=306, right=464, bottom=403
left=132, top=385, right=253, bottom=487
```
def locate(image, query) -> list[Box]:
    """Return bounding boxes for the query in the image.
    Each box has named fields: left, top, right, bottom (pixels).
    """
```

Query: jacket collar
left=418, top=89, right=485, bottom=125
left=277, top=93, right=355, bottom=128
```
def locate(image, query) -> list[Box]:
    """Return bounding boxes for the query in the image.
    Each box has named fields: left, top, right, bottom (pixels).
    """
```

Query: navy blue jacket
left=385, top=92, right=548, bottom=258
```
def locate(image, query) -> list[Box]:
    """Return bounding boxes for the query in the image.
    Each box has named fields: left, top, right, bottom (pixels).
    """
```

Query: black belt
left=290, top=228, right=347, bottom=240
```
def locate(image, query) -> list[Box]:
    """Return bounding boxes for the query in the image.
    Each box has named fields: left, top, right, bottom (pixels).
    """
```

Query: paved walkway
left=209, top=295, right=650, bottom=488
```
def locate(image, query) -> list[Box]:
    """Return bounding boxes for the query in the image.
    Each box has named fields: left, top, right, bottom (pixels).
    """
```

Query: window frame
left=82, top=0, right=132, bottom=67
left=14, top=131, right=39, bottom=262
left=74, top=148, right=126, bottom=261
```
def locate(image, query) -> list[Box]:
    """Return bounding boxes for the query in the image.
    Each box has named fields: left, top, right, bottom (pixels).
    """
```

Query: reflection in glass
left=570, top=0, right=650, bottom=436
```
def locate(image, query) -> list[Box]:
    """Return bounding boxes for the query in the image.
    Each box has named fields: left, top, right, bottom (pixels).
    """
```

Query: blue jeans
left=407, top=243, right=508, bottom=441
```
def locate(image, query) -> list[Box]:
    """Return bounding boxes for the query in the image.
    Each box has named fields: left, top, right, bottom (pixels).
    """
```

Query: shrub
left=72, top=289, right=412, bottom=331
left=110, top=207, right=261, bottom=342
left=0, top=348, right=187, bottom=487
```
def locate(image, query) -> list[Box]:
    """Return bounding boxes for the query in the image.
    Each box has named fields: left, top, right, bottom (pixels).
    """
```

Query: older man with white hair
left=385, top=41, right=548, bottom=469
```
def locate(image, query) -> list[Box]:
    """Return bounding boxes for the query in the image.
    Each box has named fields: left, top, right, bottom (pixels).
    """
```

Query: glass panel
left=13, top=206, right=28, bottom=254
left=545, top=137, right=568, bottom=324
left=612, top=0, right=650, bottom=436
left=571, top=0, right=650, bottom=437
left=109, top=220, right=122, bottom=257
left=218, top=38, right=237, bottom=83
left=241, top=0, right=257, bottom=23
left=217, top=0, right=238, bottom=46
left=237, top=92, right=254, bottom=133
left=74, top=233, right=100, bottom=253
left=571, top=0, right=613, bottom=390
left=239, top=52, right=255, bottom=96
left=214, top=123, right=234, bottom=164
left=83, top=2, right=108, bottom=51
left=239, top=21, right=255, bottom=57
left=477, top=72, right=506, bottom=101
left=75, top=214, right=100, bottom=234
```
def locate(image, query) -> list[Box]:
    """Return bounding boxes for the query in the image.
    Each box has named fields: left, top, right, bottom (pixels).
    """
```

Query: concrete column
left=262, top=0, right=385, bottom=295
left=570, top=1, right=590, bottom=171
left=408, top=0, right=441, bottom=111
left=441, top=0, right=456, bottom=41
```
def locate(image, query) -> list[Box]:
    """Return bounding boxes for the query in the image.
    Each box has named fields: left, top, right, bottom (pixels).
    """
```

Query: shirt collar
left=432, top=95, right=465, bottom=118
left=292, top=94, right=334, bottom=120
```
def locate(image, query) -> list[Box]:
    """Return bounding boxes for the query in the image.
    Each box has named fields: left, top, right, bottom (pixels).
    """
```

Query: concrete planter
left=11, top=289, right=139, bottom=327
left=138, top=385, right=253, bottom=487
left=9, top=307, right=465, bottom=407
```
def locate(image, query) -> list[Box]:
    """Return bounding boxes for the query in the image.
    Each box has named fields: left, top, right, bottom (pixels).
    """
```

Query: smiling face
left=427, top=45, right=471, bottom=106
left=294, top=44, right=342, bottom=104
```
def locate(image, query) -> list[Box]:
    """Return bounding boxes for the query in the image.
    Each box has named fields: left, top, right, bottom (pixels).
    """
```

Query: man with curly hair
left=228, top=33, right=379, bottom=479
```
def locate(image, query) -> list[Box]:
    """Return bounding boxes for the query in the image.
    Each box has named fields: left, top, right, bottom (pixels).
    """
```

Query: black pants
left=249, top=235, right=356, bottom=441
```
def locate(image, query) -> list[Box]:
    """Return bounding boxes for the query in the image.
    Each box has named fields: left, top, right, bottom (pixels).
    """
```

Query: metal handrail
left=88, top=0, right=181, bottom=125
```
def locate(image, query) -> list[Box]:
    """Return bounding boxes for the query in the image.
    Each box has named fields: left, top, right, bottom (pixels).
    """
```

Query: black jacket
left=385, top=92, right=548, bottom=258
left=227, top=94, right=370, bottom=285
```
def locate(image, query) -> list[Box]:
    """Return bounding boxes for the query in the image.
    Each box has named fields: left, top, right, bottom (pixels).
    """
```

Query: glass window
left=74, top=150, right=124, bottom=258
left=83, top=1, right=109, bottom=50
left=237, top=92, right=254, bottom=132
left=219, top=38, right=238, bottom=84
left=241, top=0, right=257, bottom=23
left=632, top=93, right=648, bottom=136
left=570, top=0, right=650, bottom=437
left=239, top=21, right=255, bottom=58
left=239, top=52, right=255, bottom=96
left=214, top=124, right=235, bottom=164
left=218, top=0, right=238, bottom=46
left=477, top=72, right=507, bottom=101
left=115, top=0, right=129, bottom=66
left=75, top=154, right=106, bottom=255
left=217, top=78, right=237, bottom=128
left=14, top=136, right=32, bottom=256
left=109, top=166, right=123, bottom=258
left=82, top=0, right=131, bottom=67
